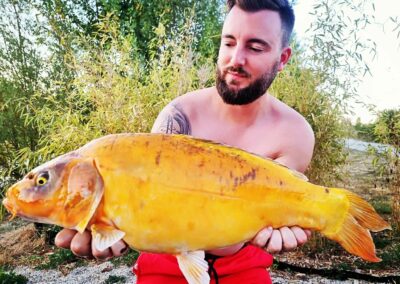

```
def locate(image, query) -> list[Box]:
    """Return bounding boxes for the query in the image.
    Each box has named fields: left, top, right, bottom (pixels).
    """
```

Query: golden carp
left=2, top=133, right=390, bottom=284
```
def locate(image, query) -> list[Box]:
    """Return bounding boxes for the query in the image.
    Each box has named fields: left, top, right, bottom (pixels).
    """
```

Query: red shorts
left=133, top=245, right=273, bottom=284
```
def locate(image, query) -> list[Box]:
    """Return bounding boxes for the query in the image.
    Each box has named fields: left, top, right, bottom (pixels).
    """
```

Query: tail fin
left=345, top=191, right=391, bottom=232
left=331, top=189, right=391, bottom=262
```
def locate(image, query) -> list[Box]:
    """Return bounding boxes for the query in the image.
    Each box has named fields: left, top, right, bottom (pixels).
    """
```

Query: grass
left=371, top=199, right=393, bottom=215
left=0, top=266, right=28, bottom=284
left=110, top=250, right=139, bottom=267
left=104, top=275, right=127, bottom=284
left=36, top=248, right=83, bottom=270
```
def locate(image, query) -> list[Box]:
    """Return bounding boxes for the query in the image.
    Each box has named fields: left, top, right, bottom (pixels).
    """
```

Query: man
left=55, top=0, right=315, bottom=283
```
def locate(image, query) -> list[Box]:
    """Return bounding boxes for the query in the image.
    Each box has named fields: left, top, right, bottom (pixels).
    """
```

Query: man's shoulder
left=267, top=95, right=315, bottom=172
left=170, top=87, right=215, bottom=108
left=151, top=87, right=215, bottom=134
left=270, top=95, right=313, bottom=133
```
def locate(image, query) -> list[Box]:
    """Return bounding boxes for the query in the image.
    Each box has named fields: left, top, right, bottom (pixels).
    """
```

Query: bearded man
left=56, top=0, right=315, bottom=283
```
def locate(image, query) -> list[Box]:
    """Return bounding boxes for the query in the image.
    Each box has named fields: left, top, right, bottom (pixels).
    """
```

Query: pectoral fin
left=91, top=223, right=125, bottom=251
left=176, top=251, right=210, bottom=284
left=66, top=158, right=104, bottom=233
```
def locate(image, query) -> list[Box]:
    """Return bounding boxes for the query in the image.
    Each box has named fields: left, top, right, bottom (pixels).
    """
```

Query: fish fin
left=66, top=158, right=104, bottom=233
left=344, top=190, right=391, bottom=232
left=333, top=213, right=381, bottom=262
left=91, top=223, right=125, bottom=251
left=331, top=189, right=391, bottom=262
left=176, top=251, right=210, bottom=284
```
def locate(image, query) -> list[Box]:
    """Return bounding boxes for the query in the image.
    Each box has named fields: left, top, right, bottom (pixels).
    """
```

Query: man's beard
left=216, top=62, right=279, bottom=105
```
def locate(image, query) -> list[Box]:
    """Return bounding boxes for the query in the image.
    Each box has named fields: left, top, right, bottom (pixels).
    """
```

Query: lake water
left=345, top=138, right=392, bottom=153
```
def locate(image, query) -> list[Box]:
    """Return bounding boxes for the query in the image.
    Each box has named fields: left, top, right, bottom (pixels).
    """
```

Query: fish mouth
left=2, top=198, right=17, bottom=220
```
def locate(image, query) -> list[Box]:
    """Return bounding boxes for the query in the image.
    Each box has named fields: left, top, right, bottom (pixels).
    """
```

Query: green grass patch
left=36, top=248, right=82, bottom=270
left=371, top=200, right=392, bottom=215
left=110, top=250, right=139, bottom=267
left=0, top=266, right=28, bottom=284
left=104, top=275, right=127, bottom=284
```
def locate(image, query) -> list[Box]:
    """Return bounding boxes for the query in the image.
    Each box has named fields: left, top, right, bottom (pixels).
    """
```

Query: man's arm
left=151, top=103, right=191, bottom=134
left=252, top=116, right=315, bottom=253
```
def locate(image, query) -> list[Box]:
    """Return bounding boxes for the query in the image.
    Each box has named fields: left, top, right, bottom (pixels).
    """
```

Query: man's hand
left=55, top=228, right=128, bottom=260
left=251, top=226, right=311, bottom=253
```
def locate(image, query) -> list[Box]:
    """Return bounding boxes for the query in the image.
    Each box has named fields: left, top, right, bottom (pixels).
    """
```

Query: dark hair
left=227, top=0, right=295, bottom=47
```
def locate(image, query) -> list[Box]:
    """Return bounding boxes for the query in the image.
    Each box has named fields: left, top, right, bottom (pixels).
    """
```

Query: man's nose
left=230, top=46, right=246, bottom=66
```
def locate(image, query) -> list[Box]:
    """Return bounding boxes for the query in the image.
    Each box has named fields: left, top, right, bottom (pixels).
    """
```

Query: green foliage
left=104, top=275, right=127, bottom=284
left=370, top=109, right=400, bottom=229
left=7, top=16, right=215, bottom=173
left=353, top=118, right=376, bottom=142
left=0, top=267, right=28, bottom=284
left=271, top=52, right=347, bottom=185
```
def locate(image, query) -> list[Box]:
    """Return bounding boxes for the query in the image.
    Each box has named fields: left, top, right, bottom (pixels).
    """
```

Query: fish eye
left=36, top=172, right=50, bottom=186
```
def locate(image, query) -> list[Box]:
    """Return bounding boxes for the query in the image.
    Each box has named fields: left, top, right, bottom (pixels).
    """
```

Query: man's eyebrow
left=222, top=34, right=235, bottom=40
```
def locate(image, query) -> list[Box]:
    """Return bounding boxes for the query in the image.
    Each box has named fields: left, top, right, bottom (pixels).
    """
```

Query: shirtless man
left=56, top=0, right=314, bottom=283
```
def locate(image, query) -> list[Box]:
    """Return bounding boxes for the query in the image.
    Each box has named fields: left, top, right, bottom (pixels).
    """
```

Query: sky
left=293, top=0, right=400, bottom=123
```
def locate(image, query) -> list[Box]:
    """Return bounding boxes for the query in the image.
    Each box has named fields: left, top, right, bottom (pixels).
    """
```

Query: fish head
left=2, top=152, right=104, bottom=232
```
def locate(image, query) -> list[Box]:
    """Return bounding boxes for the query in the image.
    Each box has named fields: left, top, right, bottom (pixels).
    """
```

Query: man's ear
left=278, top=46, right=292, bottom=71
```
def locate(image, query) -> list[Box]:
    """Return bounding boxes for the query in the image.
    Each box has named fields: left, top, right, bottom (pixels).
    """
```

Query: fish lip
left=2, top=197, right=17, bottom=219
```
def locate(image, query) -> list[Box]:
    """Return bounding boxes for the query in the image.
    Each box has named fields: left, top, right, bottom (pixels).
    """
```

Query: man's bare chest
left=190, top=127, right=280, bottom=160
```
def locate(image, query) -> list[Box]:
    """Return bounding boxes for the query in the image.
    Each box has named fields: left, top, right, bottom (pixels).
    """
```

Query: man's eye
left=250, top=47, right=263, bottom=52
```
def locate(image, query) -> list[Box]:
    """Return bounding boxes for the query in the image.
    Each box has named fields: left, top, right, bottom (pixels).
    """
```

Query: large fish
left=3, top=133, right=390, bottom=284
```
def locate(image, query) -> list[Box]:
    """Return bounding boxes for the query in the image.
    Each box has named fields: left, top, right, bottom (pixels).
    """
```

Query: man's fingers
left=111, top=240, right=129, bottom=257
left=280, top=227, right=297, bottom=251
left=291, top=226, right=308, bottom=246
left=70, top=230, right=92, bottom=257
left=252, top=227, right=273, bottom=247
left=265, top=229, right=282, bottom=253
left=55, top=228, right=76, bottom=249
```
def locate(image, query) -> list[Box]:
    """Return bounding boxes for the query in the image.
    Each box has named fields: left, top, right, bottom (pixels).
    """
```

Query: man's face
left=216, top=6, right=291, bottom=105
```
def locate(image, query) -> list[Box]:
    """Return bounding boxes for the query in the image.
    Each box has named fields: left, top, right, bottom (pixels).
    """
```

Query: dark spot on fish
left=279, top=180, right=283, bottom=186
left=234, top=177, right=239, bottom=188
left=232, top=168, right=257, bottom=189
left=229, top=171, right=233, bottom=178
left=325, top=188, right=330, bottom=194
left=108, top=136, right=118, bottom=151
left=145, top=141, right=150, bottom=147
left=187, top=222, right=195, bottom=231
left=27, top=173, right=34, bottom=180
left=140, top=201, right=145, bottom=209
left=155, top=151, right=161, bottom=165
left=197, top=160, right=205, bottom=168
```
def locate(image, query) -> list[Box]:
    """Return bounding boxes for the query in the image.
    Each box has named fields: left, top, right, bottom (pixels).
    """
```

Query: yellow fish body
left=2, top=133, right=390, bottom=284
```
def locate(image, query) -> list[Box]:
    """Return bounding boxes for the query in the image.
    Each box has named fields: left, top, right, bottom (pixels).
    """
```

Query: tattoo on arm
left=158, top=105, right=192, bottom=135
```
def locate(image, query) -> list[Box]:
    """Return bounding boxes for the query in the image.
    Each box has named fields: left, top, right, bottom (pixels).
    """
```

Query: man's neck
left=212, top=87, right=270, bottom=126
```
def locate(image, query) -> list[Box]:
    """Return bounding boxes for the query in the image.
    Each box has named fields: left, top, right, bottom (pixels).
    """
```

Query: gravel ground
left=13, top=263, right=381, bottom=284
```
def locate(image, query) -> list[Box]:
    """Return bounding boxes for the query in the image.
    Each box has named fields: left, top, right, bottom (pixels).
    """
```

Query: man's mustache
left=223, top=66, right=251, bottom=78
